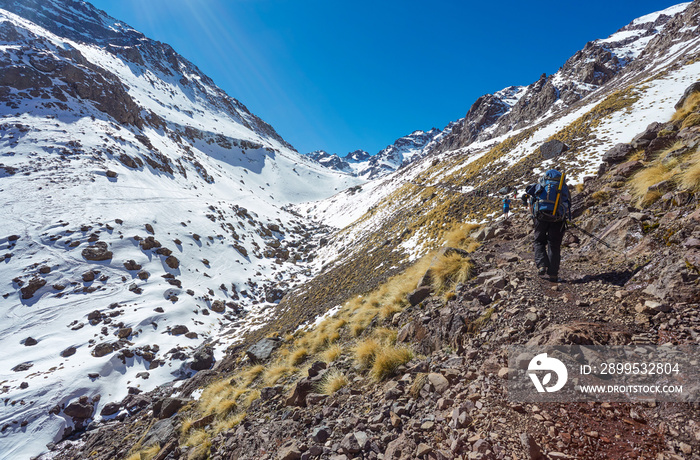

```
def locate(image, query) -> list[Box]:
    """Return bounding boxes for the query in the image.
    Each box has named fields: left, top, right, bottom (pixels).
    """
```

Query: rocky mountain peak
left=344, top=149, right=370, bottom=162
left=432, top=2, right=694, bottom=155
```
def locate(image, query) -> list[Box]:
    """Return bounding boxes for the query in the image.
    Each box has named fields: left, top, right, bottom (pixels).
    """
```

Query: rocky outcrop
left=81, top=242, right=113, bottom=261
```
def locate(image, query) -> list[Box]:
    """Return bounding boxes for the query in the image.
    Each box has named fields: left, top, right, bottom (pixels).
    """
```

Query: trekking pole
left=566, top=220, right=627, bottom=258
left=552, top=172, right=565, bottom=218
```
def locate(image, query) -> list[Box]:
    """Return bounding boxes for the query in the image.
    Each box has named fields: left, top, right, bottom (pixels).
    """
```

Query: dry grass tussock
left=354, top=338, right=380, bottom=369
left=371, top=345, right=413, bottom=381
left=442, top=223, right=481, bottom=248
left=197, top=379, right=246, bottom=417
left=184, top=429, right=212, bottom=460
left=316, top=368, right=349, bottom=395
left=262, top=363, right=297, bottom=386
left=125, top=445, right=160, bottom=460
left=288, top=347, right=310, bottom=366
left=672, top=91, right=700, bottom=122
left=630, top=163, right=675, bottom=206
left=430, top=252, right=474, bottom=294
left=680, top=148, right=700, bottom=191
left=321, top=343, right=343, bottom=363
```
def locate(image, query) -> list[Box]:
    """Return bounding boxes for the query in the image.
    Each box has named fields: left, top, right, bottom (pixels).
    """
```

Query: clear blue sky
left=89, top=0, right=684, bottom=155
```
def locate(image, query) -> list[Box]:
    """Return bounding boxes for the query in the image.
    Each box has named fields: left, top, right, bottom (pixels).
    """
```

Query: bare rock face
left=81, top=242, right=113, bottom=261
left=189, top=345, right=215, bottom=371
left=92, top=342, right=114, bottom=358
left=64, top=396, right=94, bottom=420
left=20, top=277, right=46, bottom=299
left=539, top=140, right=569, bottom=160
left=246, top=337, right=282, bottom=363
left=165, top=256, right=179, bottom=269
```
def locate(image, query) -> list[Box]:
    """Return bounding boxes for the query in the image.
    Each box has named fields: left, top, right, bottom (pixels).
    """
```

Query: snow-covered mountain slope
left=305, top=128, right=445, bottom=180
left=0, top=1, right=362, bottom=458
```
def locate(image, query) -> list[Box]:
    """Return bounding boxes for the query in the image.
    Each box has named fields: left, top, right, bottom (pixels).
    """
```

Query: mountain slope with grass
left=35, top=2, right=700, bottom=460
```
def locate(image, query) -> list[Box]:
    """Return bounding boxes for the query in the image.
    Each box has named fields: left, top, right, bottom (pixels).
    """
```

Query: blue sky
left=89, top=0, right=684, bottom=155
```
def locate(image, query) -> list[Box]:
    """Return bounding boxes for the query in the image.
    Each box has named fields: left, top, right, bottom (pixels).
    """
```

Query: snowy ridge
left=0, top=1, right=360, bottom=458
left=304, top=128, right=443, bottom=180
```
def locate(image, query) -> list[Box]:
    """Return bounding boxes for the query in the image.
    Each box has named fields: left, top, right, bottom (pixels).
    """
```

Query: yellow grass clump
left=237, top=364, right=264, bottom=387
left=317, top=369, right=349, bottom=395
left=680, top=148, right=700, bottom=191
left=373, top=327, right=398, bottom=345
left=197, top=379, right=246, bottom=417
left=212, top=412, right=247, bottom=435
left=289, top=347, right=310, bottom=366
left=430, top=253, right=474, bottom=294
left=124, top=445, right=160, bottom=460
left=442, top=223, right=481, bottom=248
left=371, top=345, right=413, bottom=381
left=262, top=364, right=298, bottom=386
left=321, top=344, right=343, bottom=363
left=354, top=338, right=380, bottom=369
left=672, top=91, right=700, bottom=122
left=630, top=163, right=674, bottom=206
left=184, top=429, right=212, bottom=460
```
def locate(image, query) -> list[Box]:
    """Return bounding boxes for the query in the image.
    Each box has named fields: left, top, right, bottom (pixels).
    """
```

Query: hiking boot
left=537, top=267, right=547, bottom=276
left=548, top=275, right=560, bottom=283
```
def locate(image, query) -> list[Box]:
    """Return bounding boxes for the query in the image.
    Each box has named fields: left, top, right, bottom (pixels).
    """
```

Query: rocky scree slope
left=47, top=83, right=700, bottom=460
left=0, top=0, right=360, bottom=458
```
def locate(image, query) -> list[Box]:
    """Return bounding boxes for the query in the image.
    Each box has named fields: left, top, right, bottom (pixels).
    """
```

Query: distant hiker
left=523, top=169, right=571, bottom=282
left=502, top=197, right=511, bottom=219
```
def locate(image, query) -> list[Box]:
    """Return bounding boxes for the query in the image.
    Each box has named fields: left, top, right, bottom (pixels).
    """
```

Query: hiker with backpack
left=522, top=169, right=571, bottom=282
left=502, top=196, right=511, bottom=219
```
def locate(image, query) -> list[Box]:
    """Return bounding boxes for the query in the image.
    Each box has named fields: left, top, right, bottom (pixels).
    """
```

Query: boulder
left=407, top=286, right=432, bottom=306
left=539, top=140, right=569, bottom=160
left=23, top=337, right=38, bottom=346
left=602, top=143, right=634, bottom=164
left=277, top=440, right=302, bottom=460
left=674, top=81, right=700, bottom=110
left=20, top=277, right=46, bottom=299
left=61, top=346, right=77, bottom=357
left=81, top=242, right=113, bottom=261
left=190, top=345, right=214, bottom=371
left=428, top=373, right=450, bottom=393
left=311, top=426, right=331, bottom=443
left=123, top=260, right=142, bottom=271
left=165, top=255, right=179, bottom=269
left=171, top=325, right=189, bottom=335
left=141, top=418, right=177, bottom=448
left=340, top=431, right=370, bottom=454
left=64, top=397, right=94, bottom=420
left=100, top=402, right=120, bottom=416
left=92, top=342, right=113, bottom=358
left=140, top=236, right=161, bottom=250
left=519, top=433, right=545, bottom=460
left=246, top=337, right=282, bottom=363
left=210, top=300, right=225, bottom=313
left=385, top=433, right=417, bottom=460
left=612, top=160, right=644, bottom=178
left=153, top=397, right=188, bottom=419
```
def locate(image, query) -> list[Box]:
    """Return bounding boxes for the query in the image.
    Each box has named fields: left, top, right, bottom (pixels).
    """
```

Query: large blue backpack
left=530, top=170, right=570, bottom=222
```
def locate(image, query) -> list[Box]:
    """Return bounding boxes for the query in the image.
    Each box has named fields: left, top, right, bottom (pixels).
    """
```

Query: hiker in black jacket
left=523, top=169, right=571, bottom=282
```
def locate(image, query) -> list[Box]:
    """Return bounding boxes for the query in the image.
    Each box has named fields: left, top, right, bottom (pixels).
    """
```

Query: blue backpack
left=528, top=170, right=570, bottom=222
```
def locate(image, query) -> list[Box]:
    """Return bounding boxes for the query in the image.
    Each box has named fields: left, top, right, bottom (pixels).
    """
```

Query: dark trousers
left=533, top=219, right=566, bottom=276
